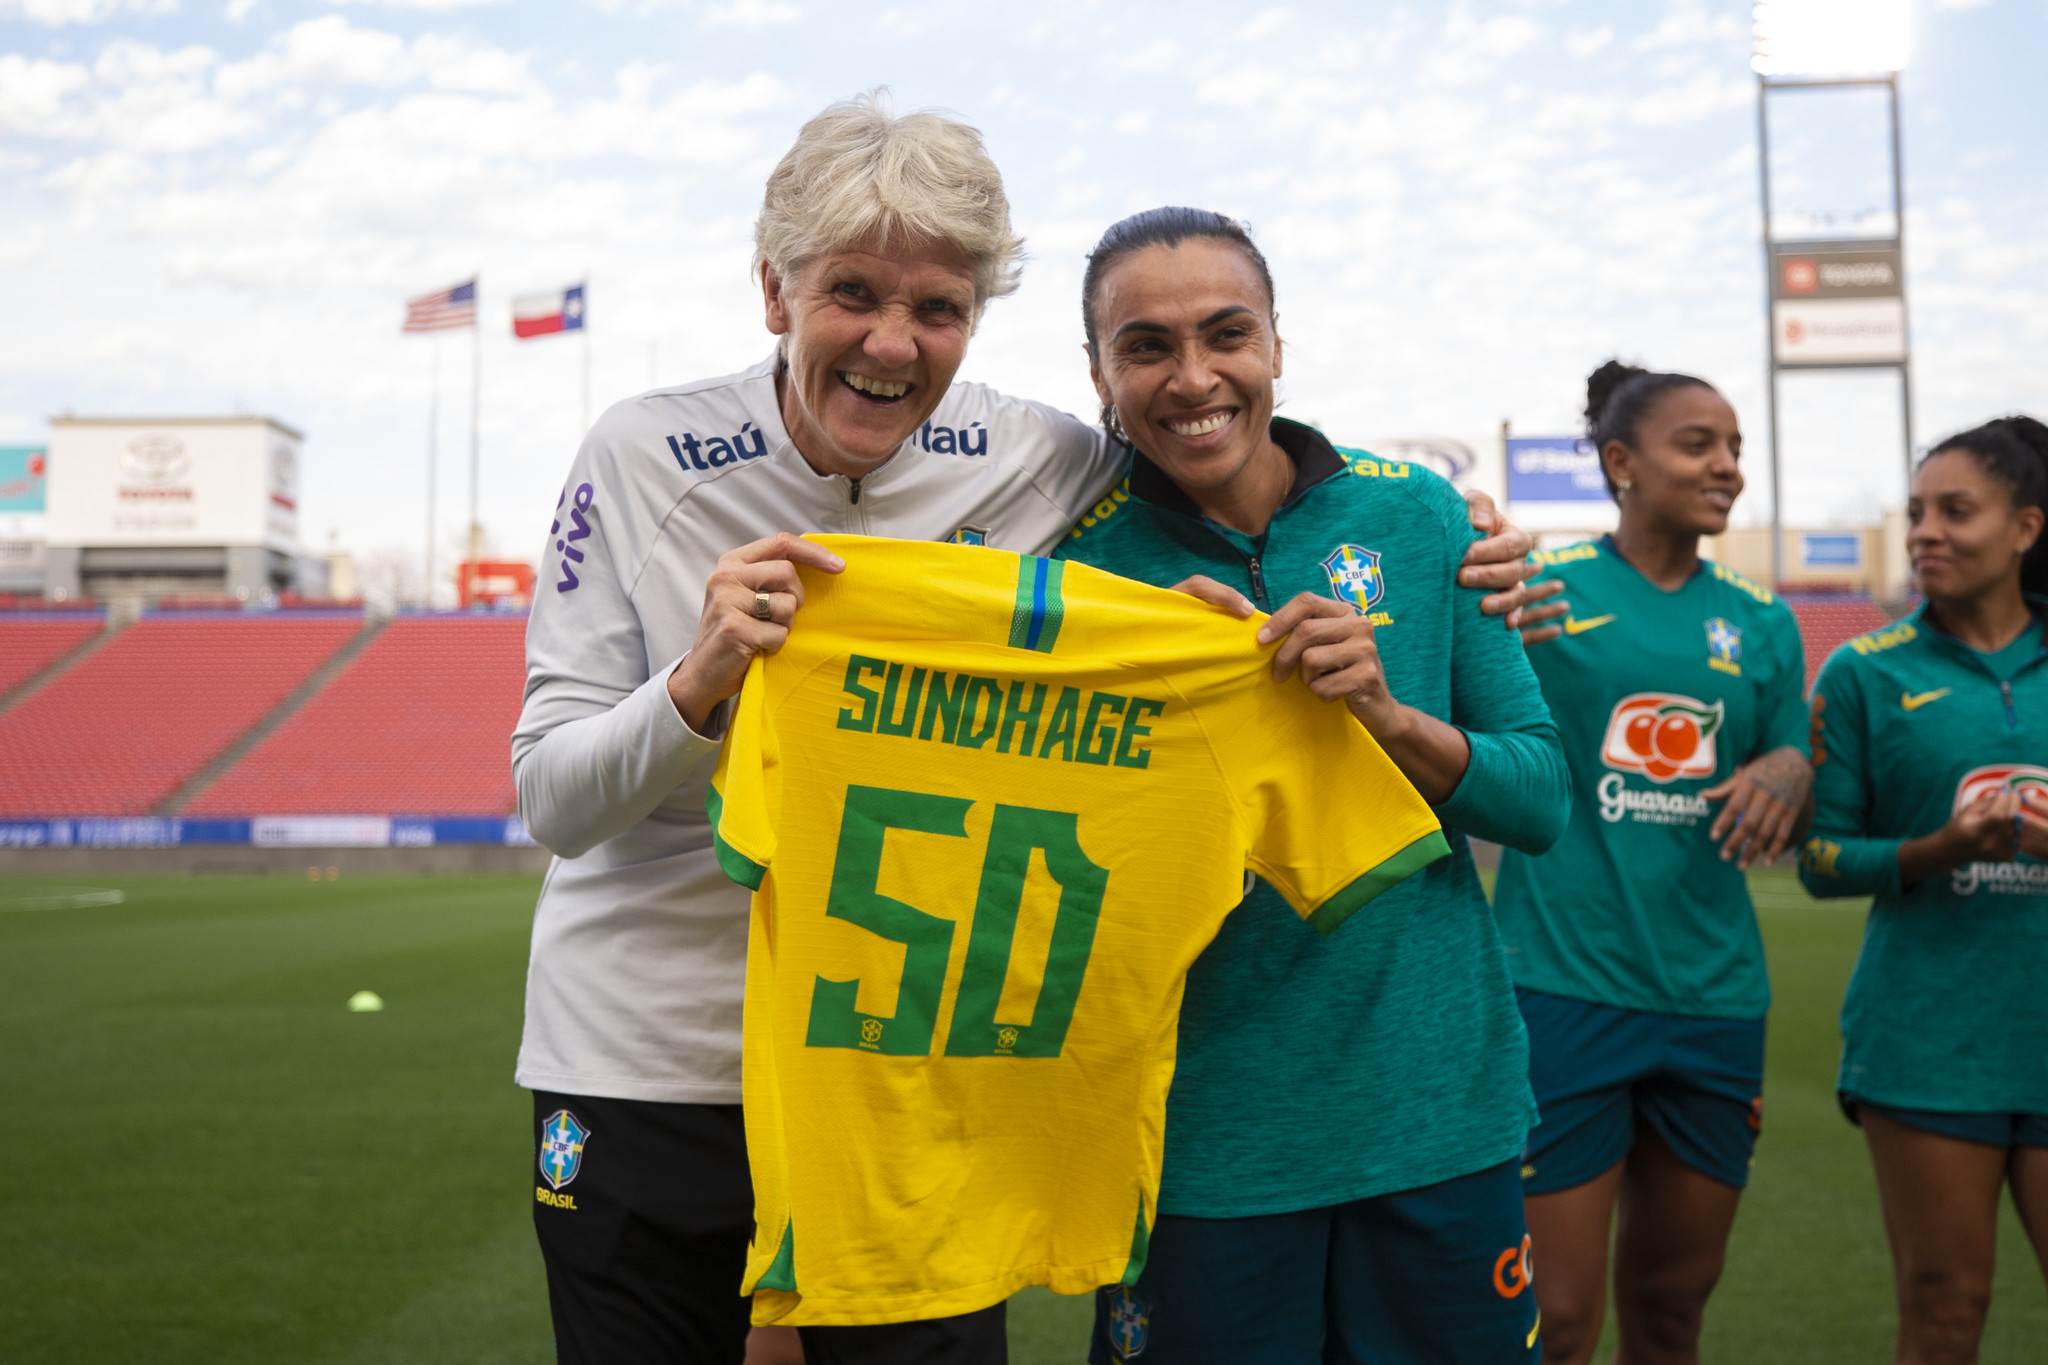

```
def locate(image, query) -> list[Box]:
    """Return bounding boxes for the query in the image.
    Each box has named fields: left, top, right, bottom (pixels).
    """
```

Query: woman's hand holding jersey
left=1702, top=744, right=1814, bottom=869
left=1256, top=591, right=1473, bottom=804
left=667, top=533, right=845, bottom=733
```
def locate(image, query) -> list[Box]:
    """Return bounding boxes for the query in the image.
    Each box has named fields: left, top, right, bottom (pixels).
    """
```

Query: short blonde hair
left=754, top=89, right=1024, bottom=315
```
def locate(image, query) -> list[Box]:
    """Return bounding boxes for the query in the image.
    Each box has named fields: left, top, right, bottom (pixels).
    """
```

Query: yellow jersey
left=707, top=536, right=1448, bottom=1325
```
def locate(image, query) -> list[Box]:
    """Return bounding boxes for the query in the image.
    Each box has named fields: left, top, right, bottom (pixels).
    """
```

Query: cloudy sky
left=1, top=0, right=2042, bottom=580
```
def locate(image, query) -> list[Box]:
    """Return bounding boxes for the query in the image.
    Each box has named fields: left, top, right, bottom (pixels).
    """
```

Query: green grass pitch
left=0, top=869, right=2042, bottom=1362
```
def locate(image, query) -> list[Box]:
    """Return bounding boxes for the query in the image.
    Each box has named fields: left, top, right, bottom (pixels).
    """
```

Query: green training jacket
left=1494, top=538, right=1809, bottom=1021
left=1055, top=417, right=1567, bottom=1217
left=1801, top=600, right=2048, bottom=1113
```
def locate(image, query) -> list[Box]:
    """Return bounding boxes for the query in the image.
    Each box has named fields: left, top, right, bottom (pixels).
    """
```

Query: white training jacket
left=512, top=353, right=1120, bottom=1103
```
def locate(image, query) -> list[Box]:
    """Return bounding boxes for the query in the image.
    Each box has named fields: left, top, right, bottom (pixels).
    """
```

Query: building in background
left=43, top=416, right=320, bottom=609
left=0, top=446, right=47, bottom=595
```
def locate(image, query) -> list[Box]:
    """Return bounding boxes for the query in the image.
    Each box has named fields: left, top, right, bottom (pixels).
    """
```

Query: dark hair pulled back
left=1924, top=415, right=2048, bottom=597
left=1584, top=360, right=1715, bottom=503
left=1082, top=208, right=1275, bottom=438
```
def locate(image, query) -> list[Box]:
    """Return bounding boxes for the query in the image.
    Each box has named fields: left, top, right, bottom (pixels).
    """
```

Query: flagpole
left=426, top=337, right=439, bottom=604
left=468, top=276, right=481, bottom=579
left=581, top=297, right=591, bottom=435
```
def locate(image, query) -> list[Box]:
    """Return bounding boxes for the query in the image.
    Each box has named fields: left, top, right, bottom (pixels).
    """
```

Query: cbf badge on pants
left=1105, top=1285, right=1150, bottom=1359
left=539, top=1109, right=589, bottom=1192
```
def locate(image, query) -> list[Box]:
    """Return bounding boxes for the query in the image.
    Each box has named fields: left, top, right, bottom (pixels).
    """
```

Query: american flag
left=403, top=278, right=477, bottom=332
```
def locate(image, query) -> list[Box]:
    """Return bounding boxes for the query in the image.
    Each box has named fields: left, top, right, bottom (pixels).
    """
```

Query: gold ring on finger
left=752, top=591, right=774, bottom=621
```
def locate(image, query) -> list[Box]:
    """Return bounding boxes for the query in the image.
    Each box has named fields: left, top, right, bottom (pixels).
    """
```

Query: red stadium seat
left=185, top=615, right=527, bottom=817
left=0, top=613, right=361, bottom=816
left=0, top=613, right=104, bottom=700
left=1788, top=597, right=1894, bottom=690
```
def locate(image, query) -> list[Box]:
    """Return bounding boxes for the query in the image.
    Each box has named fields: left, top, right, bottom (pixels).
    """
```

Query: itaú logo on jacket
left=1601, top=693, right=1725, bottom=784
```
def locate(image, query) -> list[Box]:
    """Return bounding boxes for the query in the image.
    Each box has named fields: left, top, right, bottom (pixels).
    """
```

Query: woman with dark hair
left=1493, top=361, right=1813, bottom=1365
left=1800, top=416, right=2048, bottom=1365
left=1059, top=206, right=1567, bottom=1364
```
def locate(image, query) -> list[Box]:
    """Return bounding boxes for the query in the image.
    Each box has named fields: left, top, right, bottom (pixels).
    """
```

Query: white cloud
left=0, top=0, right=174, bottom=23
left=703, top=0, right=799, bottom=25
left=0, top=54, right=91, bottom=134
left=1238, top=6, right=1292, bottom=42
left=1565, top=26, right=1613, bottom=58
left=1633, top=2, right=1744, bottom=51
left=211, top=18, right=535, bottom=99
left=329, top=0, right=510, bottom=9
left=1421, top=9, right=1543, bottom=86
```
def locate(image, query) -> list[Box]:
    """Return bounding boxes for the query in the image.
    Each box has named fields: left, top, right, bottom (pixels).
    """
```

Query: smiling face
left=763, top=238, right=980, bottom=478
left=1087, top=239, right=1282, bottom=495
left=1604, top=385, right=1744, bottom=539
left=1908, top=448, right=2044, bottom=604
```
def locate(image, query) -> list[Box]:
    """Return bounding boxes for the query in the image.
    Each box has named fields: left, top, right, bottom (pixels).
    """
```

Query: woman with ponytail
left=1495, top=360, right=1813, bottom=1365
left=1800, top=415, right=2048, bottom=1364
left=1059, top=207, right=1566, bottom=1364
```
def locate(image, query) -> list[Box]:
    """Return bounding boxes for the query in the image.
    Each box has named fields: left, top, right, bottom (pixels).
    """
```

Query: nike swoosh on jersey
left=1901, top=688, right=1952, bottom=712
left=1564, top=614, right=1616, bottom=636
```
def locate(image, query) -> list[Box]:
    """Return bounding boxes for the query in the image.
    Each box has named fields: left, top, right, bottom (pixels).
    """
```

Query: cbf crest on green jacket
left=1800, top=602, right=2048, bottom=1115
left=1493, top=539, right=1809, bottom=1021
left=1055, top=417, right=1567, bottom=1217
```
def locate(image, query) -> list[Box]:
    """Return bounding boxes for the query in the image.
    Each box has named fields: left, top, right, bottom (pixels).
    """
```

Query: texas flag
left=512, top=283, right=585, bottom=338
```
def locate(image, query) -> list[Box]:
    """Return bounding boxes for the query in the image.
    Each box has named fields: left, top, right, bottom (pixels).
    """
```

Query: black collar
left=1125, top=416, right=1345, bottom=521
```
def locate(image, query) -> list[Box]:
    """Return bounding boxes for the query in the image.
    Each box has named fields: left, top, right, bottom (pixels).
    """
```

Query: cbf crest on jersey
left=1705, top=618, right=1742, bottom=676
left=1104, top=1285, right=1150, bottom=1359
left=539, top=1109, right=589, bottom=1190
left=950, top=525, right=990, bottom=547
left=1321, top=544, right=1385, bottom=615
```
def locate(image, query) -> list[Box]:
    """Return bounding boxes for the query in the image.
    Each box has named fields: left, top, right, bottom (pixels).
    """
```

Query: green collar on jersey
left=1896, top=595, right=2048, bottom=680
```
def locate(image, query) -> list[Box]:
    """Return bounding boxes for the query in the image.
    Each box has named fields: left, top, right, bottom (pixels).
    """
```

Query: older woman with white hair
left=511, top=90, right=1538, bottom=1365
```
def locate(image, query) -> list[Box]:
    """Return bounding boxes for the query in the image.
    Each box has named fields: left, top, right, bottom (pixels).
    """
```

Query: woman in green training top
left=1058, top=207, right=1567, bottom=1365
left=1495, top=361, right=1813, bottom=1365
left=1800, top=415, right=2048, bottom=1365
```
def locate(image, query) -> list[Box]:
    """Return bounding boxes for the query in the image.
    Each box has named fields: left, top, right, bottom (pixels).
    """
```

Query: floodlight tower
left=1753, top=0, right=1914, bottom=588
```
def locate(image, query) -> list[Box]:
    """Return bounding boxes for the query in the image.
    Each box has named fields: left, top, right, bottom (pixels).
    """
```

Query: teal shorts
left=1518, top=987, right=1765, bottom=1194
left=1843, top=1095, right=2048, bottom=1149
left=1089, top=1158, right=1539, bottom=1365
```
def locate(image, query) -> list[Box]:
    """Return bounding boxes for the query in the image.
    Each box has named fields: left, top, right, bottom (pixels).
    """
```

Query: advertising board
left=45, top=417, right=299, bottom=551
left=0, top=447, right=46, bottom=513
left=1506, top=436, right=1607, bottom=503
left=1770, top=241, right=1907, bottom=365
left=1800, top=531, right=1864, bottom=569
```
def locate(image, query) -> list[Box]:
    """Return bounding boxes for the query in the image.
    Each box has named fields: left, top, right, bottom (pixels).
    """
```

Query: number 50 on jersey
left=810, top=785, right=1105, bottom=1060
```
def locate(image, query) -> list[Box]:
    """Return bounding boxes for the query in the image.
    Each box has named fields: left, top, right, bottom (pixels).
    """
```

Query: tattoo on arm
left=1747, top=746, right=1813, bottom=807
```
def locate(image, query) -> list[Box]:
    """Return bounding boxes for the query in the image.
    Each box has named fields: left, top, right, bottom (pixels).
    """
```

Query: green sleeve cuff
left=704, top=786, right=767, bottom=891
left=1305, top=829, right=1451, bottom=936
left=1433, top=726, right=1569, bottom=855
left=1797, top=833, right=1902, bottom=898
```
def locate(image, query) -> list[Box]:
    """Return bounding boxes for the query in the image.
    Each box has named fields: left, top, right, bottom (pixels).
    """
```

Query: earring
left=1617, top=480, right=1633, bottom=498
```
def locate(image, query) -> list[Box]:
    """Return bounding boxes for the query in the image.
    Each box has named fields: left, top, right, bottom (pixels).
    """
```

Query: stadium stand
left=0, top=610, right=104, bottom=701
left=185, top=614, right=527, bottom=817
left=1786, top=595, right=1895, bottom=689
left=0, top=611, right=362, bottom=816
